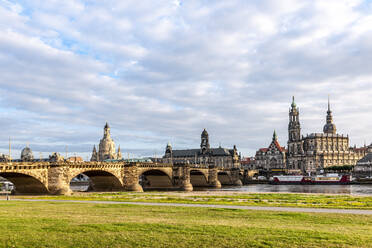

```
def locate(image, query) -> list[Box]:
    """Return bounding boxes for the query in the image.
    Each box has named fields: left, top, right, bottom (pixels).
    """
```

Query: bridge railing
left=0, top=162, right=51, bottom=171
left=0, top=161, right=233, bottom=171
left=135, top=162, right=173, bottom=168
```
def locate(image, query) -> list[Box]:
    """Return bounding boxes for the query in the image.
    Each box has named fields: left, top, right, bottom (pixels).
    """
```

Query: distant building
left=0, top=154, right=10, bottom=162
left=91, top=122, right=122, bottom=161
left=67, top=156, right=84, bottom=162
left=163, top=129, right=241, bottom=168
left=254, top=131, right=286, bottom=170
left=21, top=146, right=34, bottom=162
left=49, top=152, right=64, bottom=162
left=354, top=144, right=372, bottom=178
left=286, top=97, right=367, bottom=173
left=240, top=157, right=255, bottom=169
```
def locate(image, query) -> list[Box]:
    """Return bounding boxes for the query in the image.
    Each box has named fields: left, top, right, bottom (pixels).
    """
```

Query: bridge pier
left=233, top=179, right=243, bottom=186
left=126, top=183, right=143, bottom=192
left=48, top=165, right=71, bottom=195
left=180, top=165, right=193, bottom=191
left=231, top=168, right=243, bottom=186
left=208, top=166, right=221, bottom=189
left=123, top=164, right=143, bottom=192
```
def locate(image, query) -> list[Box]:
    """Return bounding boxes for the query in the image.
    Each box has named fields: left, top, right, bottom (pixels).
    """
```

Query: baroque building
left=91, top=122, right=122, bottom=161
left=21, top=145, right=34, bottom=162
left=254, top=131, right=286, bottom=170
left=286, top=97, right=367, bottom=173
left=163, top=129, right=241, bottom=168
left=354, top=144, right=372, bottom=178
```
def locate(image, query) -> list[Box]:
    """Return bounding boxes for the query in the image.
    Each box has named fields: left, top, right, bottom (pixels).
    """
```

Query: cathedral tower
left=323, top=96, right=337, bottom=134
left=288, top=96, right=301, bottom=144
left=200, top=129, right=210, bottom=154
left=287, top=96, right=304, bottom=169
left=164, top=142, right=173, bottom=159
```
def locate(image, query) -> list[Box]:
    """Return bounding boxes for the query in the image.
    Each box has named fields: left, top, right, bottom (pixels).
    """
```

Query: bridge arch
left=68, top=169, right=123, bottom=192
left=0, top=172, right=49, bottom=194
left=138, top=169, right=173, bottom=189
left=190, top=169, right=209, bottom=187
left=218, top=171, right=233, bottom=185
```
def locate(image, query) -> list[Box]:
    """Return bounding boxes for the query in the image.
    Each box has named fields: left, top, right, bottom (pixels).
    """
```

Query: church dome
left=323, top=97, right=336, bottom=134
left=21, top=146, right=34, bottom=161
left=323, top=122, right=337, bottom=134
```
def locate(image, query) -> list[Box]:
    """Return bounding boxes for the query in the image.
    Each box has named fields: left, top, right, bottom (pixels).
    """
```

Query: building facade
left=286, top=97, right=367, bottom=173
left=91, top=122, right=122, bottom=161
left=354, top=144, right=372, bottom=178
left=163, top=129, right=241, bottom=168
left=21, top=146, right=34, bottom=162
left=240, top=157, right=255, bottom=170
left=254, top=131, right=286, bottom=170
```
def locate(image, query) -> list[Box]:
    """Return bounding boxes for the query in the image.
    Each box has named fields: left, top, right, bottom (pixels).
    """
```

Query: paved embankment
left=2, top=198, right=372, bottom=215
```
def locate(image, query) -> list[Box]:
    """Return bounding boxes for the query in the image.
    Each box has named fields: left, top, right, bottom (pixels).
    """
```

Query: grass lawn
left=0, top=201, right=372, bottom=247
left=16, top=191, right=372, bottom=209
left=1, top=201, right=372, bottom=247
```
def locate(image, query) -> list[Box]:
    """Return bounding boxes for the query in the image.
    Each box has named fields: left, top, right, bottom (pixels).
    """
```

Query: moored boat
left=270, top=174, right=351, bottom=185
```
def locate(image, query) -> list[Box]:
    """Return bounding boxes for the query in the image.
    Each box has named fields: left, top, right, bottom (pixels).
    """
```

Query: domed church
left=21, top=145, right=34, bottom=162
left=287, top=97, right=367, bottom=173
left=90, top=122, right=122, bottom=161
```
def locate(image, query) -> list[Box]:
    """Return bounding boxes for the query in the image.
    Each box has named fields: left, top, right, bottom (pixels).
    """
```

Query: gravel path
left=2, top=198, right=372, bottom=215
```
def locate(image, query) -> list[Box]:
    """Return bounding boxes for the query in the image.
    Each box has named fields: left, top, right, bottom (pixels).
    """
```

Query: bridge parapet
left=0, top=162, right=51, bottom=167
left=136, top=162, right=173, bottom=168
left=0, top=163, right=51, bottom=171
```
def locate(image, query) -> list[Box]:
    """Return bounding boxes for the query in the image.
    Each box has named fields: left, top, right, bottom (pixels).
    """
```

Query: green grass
left=1, top=201, right=372, bottom=247
left=16, top=191, right=372, bottom=210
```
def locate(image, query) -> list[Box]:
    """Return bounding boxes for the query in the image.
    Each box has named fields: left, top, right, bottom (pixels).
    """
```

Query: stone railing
left=136, top=162, right=173, bottom=168
left=0, top=162, right=51, bottom=170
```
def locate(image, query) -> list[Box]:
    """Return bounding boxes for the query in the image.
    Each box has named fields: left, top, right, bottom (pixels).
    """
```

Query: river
left=218, top=184, right=372, bottom=195
left=70, top=183, right=372, bottom=195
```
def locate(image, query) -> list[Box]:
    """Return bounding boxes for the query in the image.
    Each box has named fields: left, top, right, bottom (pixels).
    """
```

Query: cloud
left=0, top=0, right=372, bottom=159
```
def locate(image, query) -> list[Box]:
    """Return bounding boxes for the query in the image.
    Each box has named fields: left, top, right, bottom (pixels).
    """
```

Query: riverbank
left=12, top=191, right=372, bottom=210
left=1, top=200, right=372, bottom=247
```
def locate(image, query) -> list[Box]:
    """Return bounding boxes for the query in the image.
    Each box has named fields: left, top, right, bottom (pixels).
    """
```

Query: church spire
left=117, top=145, right=122, bottom=160
left=327, top=95, right=331, bottom=113
left=323, top=96, right=336, bottom=134
left=273, top=130, right=278, bottom=141
left=90, top=145, right=98, bottom=161
left=291, top=96, right=296, bottom=109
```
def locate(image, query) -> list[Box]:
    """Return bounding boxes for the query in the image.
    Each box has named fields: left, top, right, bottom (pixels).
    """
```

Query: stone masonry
left=0, top=161, right=242, bottom=195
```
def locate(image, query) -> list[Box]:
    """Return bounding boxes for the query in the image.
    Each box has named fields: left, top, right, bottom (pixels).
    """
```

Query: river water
left=71, top=183, right=372, bottom=195
left=218, top=184, right=372, bottom=196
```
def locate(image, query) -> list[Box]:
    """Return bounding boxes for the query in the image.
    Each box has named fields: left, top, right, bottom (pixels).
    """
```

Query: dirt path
left=2, top=198, right=372, bottom=215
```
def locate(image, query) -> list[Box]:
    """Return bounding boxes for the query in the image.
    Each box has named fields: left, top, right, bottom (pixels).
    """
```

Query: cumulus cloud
left=0, top=0, right=372, bottom=159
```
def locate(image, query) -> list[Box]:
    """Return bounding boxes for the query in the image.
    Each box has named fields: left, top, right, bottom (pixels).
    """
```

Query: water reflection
left=70, top=182, right=372, bottom=196
left=70, top=184, right=89, bottom=192
left=221, top=184, right=372, bottom=195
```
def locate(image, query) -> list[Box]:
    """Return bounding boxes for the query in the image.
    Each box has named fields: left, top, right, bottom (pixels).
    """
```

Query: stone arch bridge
left=0, top=162, right=243, bottom=195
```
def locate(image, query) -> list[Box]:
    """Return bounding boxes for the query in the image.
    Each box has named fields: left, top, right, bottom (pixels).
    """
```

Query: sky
left=1, top=0, right=372, bottom=160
